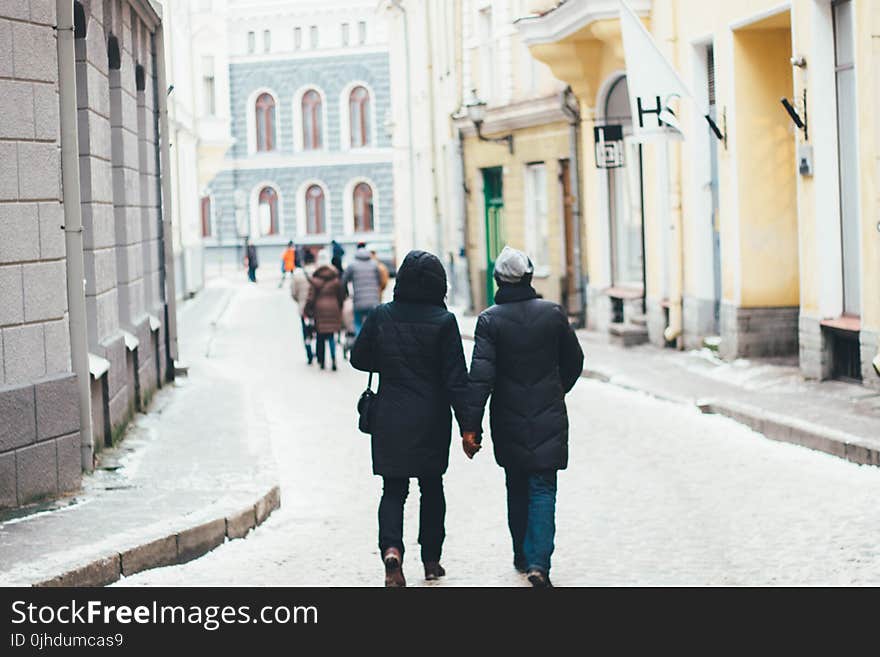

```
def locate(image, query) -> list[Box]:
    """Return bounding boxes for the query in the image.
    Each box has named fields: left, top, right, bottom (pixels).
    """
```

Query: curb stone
left=463, top=327, right=880, bottom=468
left=34, top=485, right=282, bottom=587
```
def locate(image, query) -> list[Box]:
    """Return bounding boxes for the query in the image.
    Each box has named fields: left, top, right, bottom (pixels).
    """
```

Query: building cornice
left=230, top=45, right=389, bottom=65
left=133, top=0, right=162, bottom=30
left=225, top=148, right=394, bottom=170
left=515, top=0, right=651, bottom=46
left=453, top=94, right=569, bottom=137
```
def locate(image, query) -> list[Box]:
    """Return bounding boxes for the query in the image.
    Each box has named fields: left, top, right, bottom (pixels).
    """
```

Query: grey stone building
left=198, top=0, right=396, bottom=268
left=0, top=0, right=178, bottom=510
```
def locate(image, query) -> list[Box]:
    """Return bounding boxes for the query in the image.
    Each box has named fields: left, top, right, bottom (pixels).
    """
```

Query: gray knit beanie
left=493, top=246, right=534, bottom=284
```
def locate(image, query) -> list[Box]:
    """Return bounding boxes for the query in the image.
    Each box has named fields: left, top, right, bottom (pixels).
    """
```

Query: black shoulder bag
left=357, top=371, right=375, bottom=434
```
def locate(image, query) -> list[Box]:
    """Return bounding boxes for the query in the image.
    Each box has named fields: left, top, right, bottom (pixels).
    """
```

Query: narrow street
left=114, top=273, right=880, bottom=587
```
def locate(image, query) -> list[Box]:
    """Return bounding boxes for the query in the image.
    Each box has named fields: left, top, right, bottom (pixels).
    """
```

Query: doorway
left=559, top=159, right=577, bottom=316
left=706, top=43, right=722, bottom=333
left=482, top=167, right=504, bottom=307
left=603, top=76, right=645, bottom=294
left=832, top=0, right=861, bottom=319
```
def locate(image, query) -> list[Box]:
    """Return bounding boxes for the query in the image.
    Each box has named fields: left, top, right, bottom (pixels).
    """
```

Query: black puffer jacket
left=350, top=251, right=470, bottom=478
left=467, top=281, right=584, bottom=471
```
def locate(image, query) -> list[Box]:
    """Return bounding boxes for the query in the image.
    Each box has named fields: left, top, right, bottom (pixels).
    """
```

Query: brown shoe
left=423, top=561, right=446, bottom=581
left=383, top=548, right=406, bottom=587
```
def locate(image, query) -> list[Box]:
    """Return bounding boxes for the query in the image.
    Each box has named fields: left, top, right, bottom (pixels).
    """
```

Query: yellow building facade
left=457, top=0, right=584, bottom=316
left=517, top=0, right=880, bottom=389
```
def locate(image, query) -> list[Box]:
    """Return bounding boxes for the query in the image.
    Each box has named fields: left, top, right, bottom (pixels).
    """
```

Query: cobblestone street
left=118, top=276, right=880, bottom=587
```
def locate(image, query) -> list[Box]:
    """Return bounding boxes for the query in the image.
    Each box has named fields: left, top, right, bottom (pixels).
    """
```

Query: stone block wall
left=719, top=303, right=799, bottom=360
left=0, top=2, right=82, bottom=509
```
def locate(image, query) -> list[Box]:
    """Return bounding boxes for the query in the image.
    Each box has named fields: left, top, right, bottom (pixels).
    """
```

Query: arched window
left=305, top=185, right=325, bottom=234
left=353, top=182, right=373, bottom=232
left=258, top=187, right=278, bottom=235
left=302, top=90, right=322, bottom=150
left=349, top=86, right=370, bottom=147
left=255, top=93, right=276, bottom=152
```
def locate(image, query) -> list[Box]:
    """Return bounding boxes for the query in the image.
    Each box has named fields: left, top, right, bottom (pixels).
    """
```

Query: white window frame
left=339, top=80, right=377, bottom=151
left=296, top=179, right=332, bottom=239
left=343, top=177, right=379, bottom=236
left=249, top=181, right=284, bottom=238
left=292, top=85, right=329, bottom=153
left=524, top=162, right=550, bottom=277
left=246, top=87, right=281, bottom=155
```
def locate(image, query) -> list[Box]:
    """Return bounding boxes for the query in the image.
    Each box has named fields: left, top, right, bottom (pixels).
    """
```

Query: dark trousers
left=378, top=476, right=445, bottom=563
left=315, top=332, right=336, bottom=365
left=247, top=266, right=257, bottom=282
left=300, top=317, right=314, bottom=362
left=505, top=469, right=557, bottom=574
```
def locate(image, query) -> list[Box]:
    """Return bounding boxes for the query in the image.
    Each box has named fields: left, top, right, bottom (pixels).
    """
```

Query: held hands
left=462, top=432, right=481, bottom=459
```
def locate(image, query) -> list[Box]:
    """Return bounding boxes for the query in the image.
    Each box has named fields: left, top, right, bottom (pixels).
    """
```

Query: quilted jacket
left=467, top=282, right=584, bottom=471
left=350, top=250, right=470, bottom=477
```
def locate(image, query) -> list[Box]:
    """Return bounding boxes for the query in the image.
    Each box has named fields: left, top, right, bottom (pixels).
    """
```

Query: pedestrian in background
left=279, top=240, right=297, bottom=288
left=244, top=237, right=258, bottom=283
left=371, top=249, right=390, bottom=295
left=305, top=249, right=345, bottom=371
left=350, top=250, right=470, bottom=587
left=343, top=242, right=382, bottom=335
left=292, top=249, right=317, bottom=365
left=331, top=239, right=345, bottom=275
left=464, top=246, right=584, bottom=587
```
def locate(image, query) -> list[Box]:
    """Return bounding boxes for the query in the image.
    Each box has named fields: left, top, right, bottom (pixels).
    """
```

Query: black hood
left=393, top=250, right=447, bottom=307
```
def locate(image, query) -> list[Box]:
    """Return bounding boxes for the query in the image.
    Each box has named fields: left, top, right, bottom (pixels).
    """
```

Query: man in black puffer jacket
left=350, top=250, right=470, bottom=587
left=464, top=246, right=584, bottom=587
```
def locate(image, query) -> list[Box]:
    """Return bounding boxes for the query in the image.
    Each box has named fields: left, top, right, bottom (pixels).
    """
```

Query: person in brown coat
left=305, top=249, right=346, bottom=370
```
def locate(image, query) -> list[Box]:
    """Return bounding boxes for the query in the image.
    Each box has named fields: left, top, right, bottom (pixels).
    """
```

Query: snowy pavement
left=118, top=274, right=880, bottom=586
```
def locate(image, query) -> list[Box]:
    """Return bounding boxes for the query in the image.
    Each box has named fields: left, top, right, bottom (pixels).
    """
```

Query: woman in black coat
left=350, top=250, right=470, bottom=587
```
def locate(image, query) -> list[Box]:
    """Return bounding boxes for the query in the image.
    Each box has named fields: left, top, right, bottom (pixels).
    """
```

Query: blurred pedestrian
left=279, top=240, right=297, bottom=288
left=371, top=249, right=390, bottom=295
left=305, top=249, right=345, bottom=371
left=350, top=250, right=470, bottom=587
left=463, top=246, right=584, bottom=587
left=342, top=242, right=382, bottom=335
left=244, top=237, right=258, bottom=283
left=292, top=249, right=317, bottom=364
left=331, top=239, right=345, bottom=275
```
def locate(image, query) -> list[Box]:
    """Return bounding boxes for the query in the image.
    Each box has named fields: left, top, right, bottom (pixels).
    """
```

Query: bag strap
left=367, top=371, right=373, bottom=391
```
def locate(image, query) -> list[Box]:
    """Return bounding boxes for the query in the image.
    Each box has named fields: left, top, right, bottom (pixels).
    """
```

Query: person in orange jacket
left=279, top=241, right=297, bottom=288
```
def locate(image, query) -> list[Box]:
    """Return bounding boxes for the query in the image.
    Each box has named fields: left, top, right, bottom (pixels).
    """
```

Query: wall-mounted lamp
left=464, top=89, right=514, bottom=154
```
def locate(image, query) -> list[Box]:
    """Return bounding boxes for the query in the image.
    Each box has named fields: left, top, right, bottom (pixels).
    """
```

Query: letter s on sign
left=11, top=602, right=26, bottom=624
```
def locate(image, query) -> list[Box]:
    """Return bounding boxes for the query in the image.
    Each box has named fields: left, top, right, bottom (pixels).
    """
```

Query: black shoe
left=424, top=561, right=446, bottom=581
left=527, top=569, right=553, bottom=588
left=319, top=361, right=325, bottom=370
left=514, top=556, right=527, bottom=574
left=331, top=361, right=337, bottom=371
left=383, top=548, right=406, bottom=587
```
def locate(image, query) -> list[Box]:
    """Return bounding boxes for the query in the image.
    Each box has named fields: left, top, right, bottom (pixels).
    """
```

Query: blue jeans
left=353, top=307, right=375, bottom=336
left=505, top=469, right=557, bottom=574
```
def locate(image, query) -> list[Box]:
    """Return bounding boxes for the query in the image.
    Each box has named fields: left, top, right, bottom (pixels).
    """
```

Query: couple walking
left=350, top=246, right=584, bottom=587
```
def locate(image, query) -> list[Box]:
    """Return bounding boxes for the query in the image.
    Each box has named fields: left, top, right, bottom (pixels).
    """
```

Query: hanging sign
left=594, top=125, right=625, bottom=169
left=619, top=0, right=692, bottom=141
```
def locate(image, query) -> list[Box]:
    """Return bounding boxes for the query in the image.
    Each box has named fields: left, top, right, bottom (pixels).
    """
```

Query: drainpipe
left=56, top=0, right=94, bottom=472
left=424, top=0, right=443, bottom=260
left=453, top=0, right=472, bottom=312
left=390, top=0, right=418, bottom=252
left=154, top=23, right=180, bottom=372
left=561, top=86, right=585, bottom=327
left=662, top=1, right=684, bottom=346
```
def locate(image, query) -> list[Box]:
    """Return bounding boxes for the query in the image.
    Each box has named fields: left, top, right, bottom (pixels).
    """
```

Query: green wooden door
left=482, top=167, right=504, bottom=307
